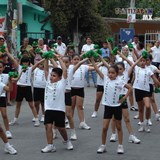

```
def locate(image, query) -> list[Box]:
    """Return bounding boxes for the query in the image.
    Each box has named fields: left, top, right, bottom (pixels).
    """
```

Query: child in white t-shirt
left=0, top=81, right=17, bottom=155
left=110, top=61, right=141, bottom=144
left=33, top=59, right=46, bottom=122
left=71, top=54, right=94, bottom=130
left=41, top=56, right=73, bottom=153
left=91, top=56, right=109, bottom=118
left=90, top=57, right=132, bottom=154
left=129, top=56, right=160, bottom=132
left=146, top=55, right=160, bottom=123
left=9, top=56, right=44, bottom=127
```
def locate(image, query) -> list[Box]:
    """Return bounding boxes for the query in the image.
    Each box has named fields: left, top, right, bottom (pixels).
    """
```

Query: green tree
left=45, top=0, right=111, bottom=44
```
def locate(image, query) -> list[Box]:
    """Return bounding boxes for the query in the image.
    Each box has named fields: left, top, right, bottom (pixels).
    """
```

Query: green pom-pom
left=22, top=64, right=28, bottom=72
left=82, top=53, right=87, bottom=59
left=8, top=72, right=18, bottom=78
left=94, top=44, right=100, bottom=49
left=93, top=53, right=99, bottom=59
left=96, top=49, right=102, bottom=55
left=51, top=43, right=57, bottom=48
left=42, top=51, right=54, bottom=59
left=128, top=43, right=134, bottom=49
left=106, top=37, right=114, bottom=43
left=142, top=50, right=149, bottom=59
left=0, top=45, right=6, bottom=53
left=112, top=47, right=118, bottom=55
left=32, top=41, right=38, bottom=47
left=17, top=54, right=22, bottom=59
left=35, top=48, right=42, bottom=53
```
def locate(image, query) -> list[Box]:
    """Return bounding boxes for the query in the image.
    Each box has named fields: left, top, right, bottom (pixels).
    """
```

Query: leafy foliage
left=45, top=0, right=111, bottom=44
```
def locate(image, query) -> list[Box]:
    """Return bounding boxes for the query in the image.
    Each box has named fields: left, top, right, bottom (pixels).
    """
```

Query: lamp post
left=129, top=0, right=135, bottom=28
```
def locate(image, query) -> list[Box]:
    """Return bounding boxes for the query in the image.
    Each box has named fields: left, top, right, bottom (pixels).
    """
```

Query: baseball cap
left=57, top=36, right=62, bottom=40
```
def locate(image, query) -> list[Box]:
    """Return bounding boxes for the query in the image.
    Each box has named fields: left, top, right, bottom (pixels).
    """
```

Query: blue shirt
left=100, top=48, right=110, bottom=58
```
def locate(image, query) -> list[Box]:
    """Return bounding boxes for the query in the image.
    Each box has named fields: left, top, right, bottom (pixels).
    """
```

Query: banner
left=127, top=13, right=136, bottom=23
left=0, top=17, right=6, bottom=36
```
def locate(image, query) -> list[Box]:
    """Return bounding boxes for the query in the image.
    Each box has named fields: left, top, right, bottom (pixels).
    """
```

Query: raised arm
left=6, top=52, right=19, bottom=69
left=98, top=55, right=110, bottom=69
left=50, top=57, right=58, bottom=68
left=128, top=56, right=142, bottom=77
left=31, top=58, right=45, bottom=72
left=90, top=57, right=104, bottom=79
left=73, top=58, right=89, bottom=73
left=57, top=56, right=67, bottom=79
left=44, top=59, right=49, bottom=80
left=117, top=51, right=133, bottom=66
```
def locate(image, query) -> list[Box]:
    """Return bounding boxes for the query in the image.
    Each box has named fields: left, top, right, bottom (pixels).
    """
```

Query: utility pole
left=129, top=0, right=135, bottom=28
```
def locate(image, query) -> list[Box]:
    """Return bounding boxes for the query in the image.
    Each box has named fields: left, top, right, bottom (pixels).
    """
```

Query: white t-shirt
left=150, top=46, right=160, bottom=62
left=33, top=68, right=46, bottom=88
left=146, top=65, right=157, bottom=84
left=133, top=66, right=153, bottom=91
left=17, top=65, right=32, bottom=86
left=81, top=44, right=94, bottom=53
left=97, top=66, right=108, bottom=86
left=0, top=82, right=5, bottom=95
left=0, top=73, right=9, bottom=97
left=44, top=77, right=66, bottom=112
left=102, top=75, right=125, bottom=107
left=118, top=72, right=129, bottom=95
left=71, top=65, right=89, bottom=88
left=55, top=42, right=66, bottom=56
left=66, top=65, right=74, bottom=90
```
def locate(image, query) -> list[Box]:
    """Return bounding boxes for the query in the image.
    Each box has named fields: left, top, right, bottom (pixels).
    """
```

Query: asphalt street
left=0, top=86, right=160, bottom=160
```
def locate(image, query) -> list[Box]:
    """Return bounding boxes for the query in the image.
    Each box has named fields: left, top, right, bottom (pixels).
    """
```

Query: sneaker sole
left=110, top=140, right=117, bottom=142
left=117, top=152, right=124, bottom=154
left=128, top=140, right=141, bottom=144
left=97, top=150, right=106, bottom=154
left=41, top=150, right=56, bottom=153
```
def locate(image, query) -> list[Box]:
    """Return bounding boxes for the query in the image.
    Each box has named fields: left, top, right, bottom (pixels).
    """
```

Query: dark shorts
left=16, top=86, right=33, bottom=102
left=71, top=88, right=84, bottom=98
left=119, top=95, right=128, bottom=109
left=135, top=88, right=151, bottom=102
left=44, top=110, right=65, bottom=127
left=149, top=84, right=154, bottom=95
left=103, top=105, right=122, bottom=120
left=0, top=97, right=7, bottom=107
left=65, top=91, right=72, bottom=106
left=97, top=85, right=104, bottom=92
left=152, top=62, right=160, bottom=69
left=33, top=87, right=45, bottom=103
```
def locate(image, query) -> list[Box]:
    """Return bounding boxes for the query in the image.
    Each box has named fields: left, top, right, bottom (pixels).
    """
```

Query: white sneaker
left=4, top=144, right=17, bottom=155
left=79, top=122, right=91, bottom=130
left=91, top=111, right=97, bottom=118
left=138, top=121, right=142, bottom=125
left=34, top=119, right=40, bottom=127
left=148, top=119, right=152, bottom=126
left=117, top=144, right=124, bottom=154
left=144, top=120, right=151, bottom=133
left=40, top=115, right=44, bottom=122
left=6, top=131, right=13, bottom=139
left=128, top=135, right=141, bottom=144
left=41, top=144, right=56, bottom=153
left=134, top=114, right=139, bottom=119
left=97, top=145, right=106, bottom=153
left=63, top=140, right=73, bottom=150
left=32, top=117, right=36, bottom=122
left=110, top=133, right=117, bottom=142
left=70, top=130, right=77, bottom=140
left=155, top=114, right=160, bottom=121
left=138, top=123, right=145, bottom=132
left=65, top=123, right=70, bottom=129
left=130, top=106, right=138, bottom=111
left=159, top=109, right=160, bottom=112
left=9, top=119, right=17, bottom=126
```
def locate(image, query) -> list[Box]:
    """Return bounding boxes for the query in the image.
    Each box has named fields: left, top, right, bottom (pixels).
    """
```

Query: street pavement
left=0, top=85, right=160, bottom=160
